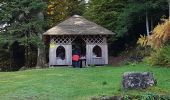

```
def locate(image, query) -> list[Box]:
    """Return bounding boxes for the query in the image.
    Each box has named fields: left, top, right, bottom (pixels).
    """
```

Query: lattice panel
left=50, top=35, right=106, bottom=44
left=50, top=36, right=76, bottom=44
left=82, top=35, right=105, bottom=44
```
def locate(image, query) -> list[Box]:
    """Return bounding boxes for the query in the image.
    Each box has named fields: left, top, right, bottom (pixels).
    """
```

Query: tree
left=84, top=0, right=129, bottom=56
left=0, top=0, right=47, bottom=69
left=46, top=0, right=86, bottom=27
left=168, top=0, right=170, bottom=16
left=116, top=0, right=168, bottom=37
left=84, top=0, right=169, bottom=56
left=84, top=0, right=126, bottom=33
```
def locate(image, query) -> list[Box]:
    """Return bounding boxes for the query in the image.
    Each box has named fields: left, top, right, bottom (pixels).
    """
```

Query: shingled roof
left=43, top=15, right=115, bottom=35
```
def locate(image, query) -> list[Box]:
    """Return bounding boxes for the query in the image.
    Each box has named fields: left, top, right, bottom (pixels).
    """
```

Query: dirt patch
left=108, top=56, right=127, bottom=66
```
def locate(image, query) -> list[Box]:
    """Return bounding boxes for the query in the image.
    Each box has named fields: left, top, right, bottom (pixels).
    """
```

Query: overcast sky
left=85, top=0, right=89, bottom=3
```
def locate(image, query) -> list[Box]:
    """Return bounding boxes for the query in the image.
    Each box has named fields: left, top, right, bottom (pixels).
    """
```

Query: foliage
left=0, top=0, right=47, bottom=45
left=122, top=93, right=170, bottom=100
left=147, top=44, right=170, bottom=67
left=0, top=42, right=25, bottom=71
left=84, top=0, right=128, bottom=54
left=26, top=45, right=38, bottom=68
left=0, top=47, right=11, bottom=71
left=150, top=19, right=170, bottom=48
left=139, top=18, right=170, bottom=67
left=46, top=0, right=85, bottom=26
left=94, top=94, right=170, bottom=100
left=116, top=0, right=168, bottom=37
left=84, top=0, right=125, bottom=34
left=137, top=35, right=148, bottom=47
left=0, top=0, right=47, bottom=70
left=84, top=0, right=168, bottom=56
left=125, top=46, right=152, bottom=64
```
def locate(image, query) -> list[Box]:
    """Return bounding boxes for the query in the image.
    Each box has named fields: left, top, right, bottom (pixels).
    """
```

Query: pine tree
left=116, top=0, right=168, bottom=37
left=0, top=0, right=47, bottom=68
left=84, top=0, right=125, bottom=33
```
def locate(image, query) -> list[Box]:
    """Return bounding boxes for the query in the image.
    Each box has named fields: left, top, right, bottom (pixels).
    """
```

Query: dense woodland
left=0, top=0, right=170, bottom=71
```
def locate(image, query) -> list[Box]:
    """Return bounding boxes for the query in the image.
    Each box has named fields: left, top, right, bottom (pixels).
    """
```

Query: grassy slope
left=0, top=64, right=170, bottom=100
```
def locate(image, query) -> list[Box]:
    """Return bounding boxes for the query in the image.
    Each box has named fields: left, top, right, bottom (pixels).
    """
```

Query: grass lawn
left=0, top=63, right=170, bottom=100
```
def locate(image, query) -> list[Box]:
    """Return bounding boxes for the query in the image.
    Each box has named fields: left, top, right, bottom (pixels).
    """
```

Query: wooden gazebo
left=43, top=15, right=115, bottom=66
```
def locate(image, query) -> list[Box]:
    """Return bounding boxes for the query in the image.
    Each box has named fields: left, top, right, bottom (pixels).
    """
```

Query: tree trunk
left=36, top=11, right=46, bottom=68
left=168, top=0, right=170, bottom=17
left=36, top=44, right=46, bottom=68
left=36, top=33, right=46, bottom=68
left=151, top=16, right=153, bottom=31
left=146, top=11, right=150, bottom=36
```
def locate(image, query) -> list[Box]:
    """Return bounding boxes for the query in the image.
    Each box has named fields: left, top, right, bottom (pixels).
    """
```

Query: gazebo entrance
left=72, top=36, right=86, bottom=58
left=72, top=36, right=86, bottom=67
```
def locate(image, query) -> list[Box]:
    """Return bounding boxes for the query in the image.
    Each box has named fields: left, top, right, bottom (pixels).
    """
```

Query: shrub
left=137, top=35, right=148, bottom=47
left=92, top=93, right=170, bottom=100
left=148, top=44, right=170, bottom=67
left=150, top=19, right=170, bottom=49
left=0, top=43, right=37, bottom=71
left=137, top=18, right=170, bottom=67
left=126, top=46, right=152, bottom=63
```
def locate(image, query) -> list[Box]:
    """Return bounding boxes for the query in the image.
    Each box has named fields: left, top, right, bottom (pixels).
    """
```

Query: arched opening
left=93, top=45, right=102, bottom=57
left=56, top=46, right=65, bottom=60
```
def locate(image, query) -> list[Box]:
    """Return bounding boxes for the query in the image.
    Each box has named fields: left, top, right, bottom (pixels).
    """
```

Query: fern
left=151, top=19, right=170, bottom=48
left=137, top=35, right=148, bottom=47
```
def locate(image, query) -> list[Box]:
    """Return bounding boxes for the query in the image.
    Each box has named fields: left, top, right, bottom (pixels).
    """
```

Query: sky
left=85, top=0, right=89, bottom=3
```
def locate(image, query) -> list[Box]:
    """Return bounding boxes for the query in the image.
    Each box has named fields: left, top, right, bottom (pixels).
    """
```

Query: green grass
left=0, top=63, right=170, bottom=100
